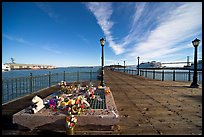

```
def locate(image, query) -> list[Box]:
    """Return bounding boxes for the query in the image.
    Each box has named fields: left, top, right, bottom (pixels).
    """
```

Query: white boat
left=2, top=64, right=11, bottom=71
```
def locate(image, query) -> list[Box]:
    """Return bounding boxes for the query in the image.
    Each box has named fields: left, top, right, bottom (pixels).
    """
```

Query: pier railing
left=2, top=71, right=99, bottom=104
left=114, top=68, right=202, bottom=83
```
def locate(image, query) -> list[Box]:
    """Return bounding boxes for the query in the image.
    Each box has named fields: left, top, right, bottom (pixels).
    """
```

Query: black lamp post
left=190, top=38, right=200, bottom=88
left=137, top=56, right=140, bottom=75
left=124, top=60, right=125, bottom=72
left=118, top=62, right=119, bottom=71
left=100, top=38, right=105, bottom=87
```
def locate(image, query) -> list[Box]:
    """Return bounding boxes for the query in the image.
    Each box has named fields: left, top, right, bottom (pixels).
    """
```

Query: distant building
left=2, top=63, right=11, bottom=71
left=4, top=63, right=56, bottom=70
left=139, top=61, right=162, bottom=68
left=190, top=60, right=202, bottom=70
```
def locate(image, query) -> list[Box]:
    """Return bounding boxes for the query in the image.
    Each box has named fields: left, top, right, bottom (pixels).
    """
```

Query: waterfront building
left=2, top=63, right=11, bottom=71
left=139, top=61, right=162, bottom=68
left=4, top=63, right=56, bottom=70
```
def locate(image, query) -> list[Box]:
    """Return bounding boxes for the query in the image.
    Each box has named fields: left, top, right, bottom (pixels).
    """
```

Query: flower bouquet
left=65, top=115, right=77, bottom=135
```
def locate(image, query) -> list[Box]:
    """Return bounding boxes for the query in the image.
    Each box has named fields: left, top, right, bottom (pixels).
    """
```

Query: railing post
left=34, top=76, right=36, bottom=92
left=56, top=73, right=59, bottom=84
left=145, top=70, right=147, bottom=77
left=188, top=69, right=191, bottom=81
left=173, top=70, right=175, bottom=81
left=19, top=78, right=22, bottom=96
left=16, top=78, right=18, bottom=98
left=2, top=80, right=4, bottom=103
left=153, top=70, right=155, bottom=79
left=90, top=70, right=92, bottom=81
left=77, top=71, right=79, bottom=82
left=7, top=80, right=9, bottom=101
left=64, top=71, right=66, bottom=81
left=162, top=70, right=164, bottom=81
left=49, top=71, right=51, bottom=87
left=30, top=73, right=33, bottom=93
left=11, top=79, right=14, bottom=100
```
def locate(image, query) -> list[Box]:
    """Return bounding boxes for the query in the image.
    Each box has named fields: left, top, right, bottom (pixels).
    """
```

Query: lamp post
left=100, top=38, right=105, bottom=87
left=190, top=38, right=200, bottom=88
left=137, top=56, right=140, bottom=75
left=118, top=63, right=119, bottom=71
left=124, top=60, right=125, bottom=72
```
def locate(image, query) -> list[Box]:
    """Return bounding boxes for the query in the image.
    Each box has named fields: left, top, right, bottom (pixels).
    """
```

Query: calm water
left=2, top=66, right=100, bottom=80
left=2, top=67, right=101, bottom=104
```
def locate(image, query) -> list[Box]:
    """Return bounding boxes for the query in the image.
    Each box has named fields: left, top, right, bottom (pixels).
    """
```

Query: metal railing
left=115, top=68, right=202, bottom=83
left=2, top=71, right=99, bottom=104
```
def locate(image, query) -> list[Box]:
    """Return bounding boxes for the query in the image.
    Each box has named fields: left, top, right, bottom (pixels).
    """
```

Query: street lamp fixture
left=100, top=38, right=105, bottom=87
left=190, top=38, right=200, bottom=88
left=137, top=56, right=140, bottom=75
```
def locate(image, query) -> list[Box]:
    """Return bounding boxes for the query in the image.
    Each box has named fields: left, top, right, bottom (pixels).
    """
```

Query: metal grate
left=87, top=89, right=106, bottom=109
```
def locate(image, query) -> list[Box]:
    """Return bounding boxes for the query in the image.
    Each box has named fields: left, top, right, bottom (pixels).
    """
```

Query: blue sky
left=2, top=2, right=202, bottom=67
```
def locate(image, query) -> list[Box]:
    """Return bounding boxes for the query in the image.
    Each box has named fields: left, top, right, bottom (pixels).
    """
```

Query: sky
left=2, top=2, right=202, bottom=67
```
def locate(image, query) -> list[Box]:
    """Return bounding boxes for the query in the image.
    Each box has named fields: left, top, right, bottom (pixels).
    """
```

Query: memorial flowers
left=43, top=81, right=108, bottom=134
left=105, top=87, right=111, bottom=94
left=44, top=81, right=98, bottom=133
left=66, top=114, right=77, bottom=129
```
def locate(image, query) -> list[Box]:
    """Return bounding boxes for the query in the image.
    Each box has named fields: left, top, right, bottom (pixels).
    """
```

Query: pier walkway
left=104, top=70, right=202, bottom=135
left=2, top=70, right=202, bottom=135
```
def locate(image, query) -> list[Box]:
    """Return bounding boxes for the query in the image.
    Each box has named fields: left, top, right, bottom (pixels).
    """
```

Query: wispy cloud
left=3, top=33, right=61, bottom=54
left=3, top=34, right=32, bottom=46
left=42, top=45, right=61, bottom=54
left=128, top=2, right=202, bottom=62
left=35, top=2, right=60, bottom=23
left=86, top=2, right=202, bottom=65
left=77, top=34, right=90, bottom=45
left=86, top=2, right=124, bottom=55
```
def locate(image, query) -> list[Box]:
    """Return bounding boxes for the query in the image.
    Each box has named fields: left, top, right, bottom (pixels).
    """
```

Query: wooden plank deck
left=104, top=70, right=202, bottom=135
left=2, top=70, right=202, bottom=135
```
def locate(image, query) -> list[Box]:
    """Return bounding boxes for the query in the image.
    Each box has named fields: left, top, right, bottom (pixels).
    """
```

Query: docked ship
left=2, top=64, right=11, bottom=71
left=139, top=61, right=162, bottom=68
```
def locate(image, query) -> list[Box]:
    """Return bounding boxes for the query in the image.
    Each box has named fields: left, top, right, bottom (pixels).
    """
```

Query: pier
left=2, top=70, right=202, bottom=135
left=104, top=70, right=202, bottom=135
